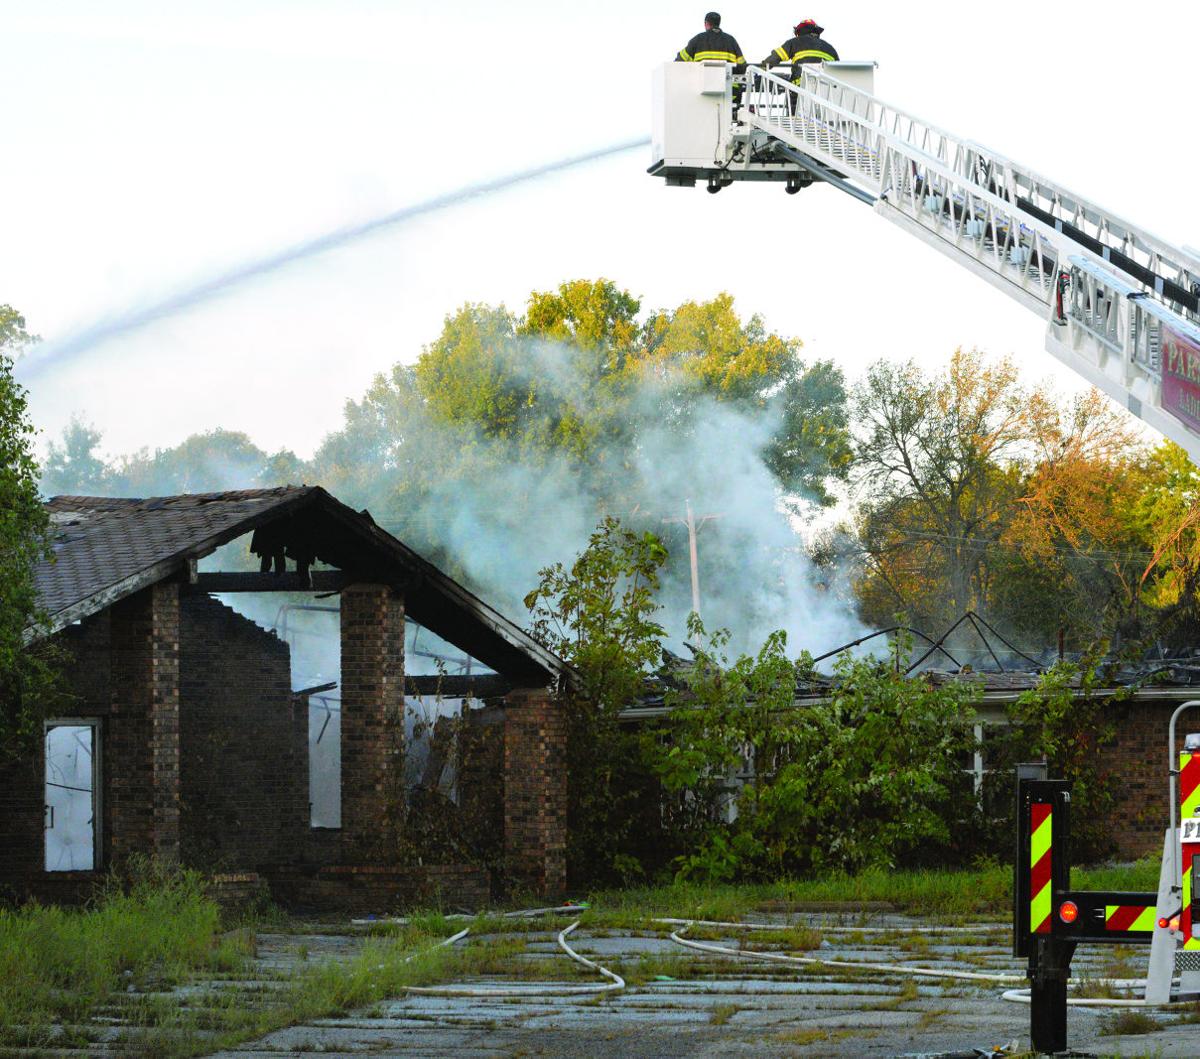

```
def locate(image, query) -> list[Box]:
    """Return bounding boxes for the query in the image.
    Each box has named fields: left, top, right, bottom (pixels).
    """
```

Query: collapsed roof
left=35, top=486, right=566, bottom=686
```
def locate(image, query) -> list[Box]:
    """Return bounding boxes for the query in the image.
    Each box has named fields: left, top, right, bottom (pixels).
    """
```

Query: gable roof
left=37, top=486, right=565, bottom=685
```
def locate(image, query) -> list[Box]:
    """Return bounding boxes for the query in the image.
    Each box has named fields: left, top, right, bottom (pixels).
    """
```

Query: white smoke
left=380, top=335, right=866, bottom=658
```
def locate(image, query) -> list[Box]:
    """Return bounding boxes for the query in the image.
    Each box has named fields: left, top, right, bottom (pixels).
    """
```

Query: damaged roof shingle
left=35, top=487, right=566, bottom=685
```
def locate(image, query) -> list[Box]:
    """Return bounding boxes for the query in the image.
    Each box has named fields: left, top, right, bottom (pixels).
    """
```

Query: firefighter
left=676, top=12, right=746, bottom=116
left=763, top=18, right=839, bottom=84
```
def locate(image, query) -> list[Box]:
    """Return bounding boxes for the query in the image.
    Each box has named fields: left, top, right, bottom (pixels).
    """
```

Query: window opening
left=309, top=695, right=341, bottom=828
left=44, top=722, right=99, bottom=872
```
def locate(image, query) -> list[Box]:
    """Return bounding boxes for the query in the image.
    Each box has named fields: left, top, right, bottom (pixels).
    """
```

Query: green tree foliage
left=42, top=415, right=108, bottom=496
left=522, top=520, right=991, bottom=884
left=40, top=420, right=306, bottom=500
left=982, top=651, right=1127, bottom=861
left=524, top=518, right=668, bottom=885
left=655, top=631, right=979, bottom=880
left=114, top=429, right=273, bottom=495
left=0, top=305, right=37, bottom=354
left=0, top=312, right=66, bottom=759
left=343, top=279, right=850, bottom=506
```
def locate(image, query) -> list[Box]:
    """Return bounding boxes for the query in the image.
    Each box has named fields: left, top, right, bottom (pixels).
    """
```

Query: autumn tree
left=850, top=349, right=1030, bottom=631
left=1112, top=442, right=1200, bottom=647
left=849, top=348, right=1169, bottom=650
left=992, top=388, right=1146, bottom=643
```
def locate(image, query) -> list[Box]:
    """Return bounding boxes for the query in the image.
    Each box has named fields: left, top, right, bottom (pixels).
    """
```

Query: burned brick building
left=0, top=487, right=569, bottom=910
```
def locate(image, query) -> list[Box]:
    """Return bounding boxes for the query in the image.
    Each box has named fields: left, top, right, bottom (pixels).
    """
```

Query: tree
left=638, top=293, right=852, bottom=505
left=0, top=313, right=65, bottom=759
left=0, top=304, right=37, bottom=355
left=42, top=415, right=109, bottom=496
left=656, top=630, right=980, bottom=879
left=110, top=429, right=272, bottom=496
left=1103, top=441, right=1200, bottom=649
left=993, top=388, right=1146, bottom=642
left=524, top=517, right=668, bottom=884
left=413, top=303, right=524, bottom=440
left=851, top=350, right=1030, bottom=630
left=849, top=350, right=1156, bottom=649
left=257, top=448, right=308, bottom=488
left=314, top=280, right=852, bottom=635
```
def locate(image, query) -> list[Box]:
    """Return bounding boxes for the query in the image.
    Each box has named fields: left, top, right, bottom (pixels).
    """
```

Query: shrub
left=654, top=628, right=980, bottom=880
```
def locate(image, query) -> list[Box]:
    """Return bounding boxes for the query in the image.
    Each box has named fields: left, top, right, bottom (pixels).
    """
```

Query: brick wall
left=503, top=687, right=566, bottom=898
left=275, top=863, right=490, bottom=915
left=0, top=610, right=111, bottom=898
left=1099, top=701, right=1199, bottom=858
left=0, top=586, right=182, bottom=902
left=178, top=594, right=307, bottom=874
left=459, top=703, right=505, bottom=869
left=340, top=584, right=405, bottom=861
left=106, top=583, right=181, bottom=864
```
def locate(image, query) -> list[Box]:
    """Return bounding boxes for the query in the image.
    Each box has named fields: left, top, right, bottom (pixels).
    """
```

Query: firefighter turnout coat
left=763, top=29, right=838, bottom=81
left=677, top=27, right=745, bottom=65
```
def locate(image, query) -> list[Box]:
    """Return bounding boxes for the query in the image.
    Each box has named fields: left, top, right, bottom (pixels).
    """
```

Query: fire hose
left=657, top=919, right=1196, bottom=1008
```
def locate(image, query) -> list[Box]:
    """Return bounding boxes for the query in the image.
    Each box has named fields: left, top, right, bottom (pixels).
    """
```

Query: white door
left=44, top=723, right=98, bottom=872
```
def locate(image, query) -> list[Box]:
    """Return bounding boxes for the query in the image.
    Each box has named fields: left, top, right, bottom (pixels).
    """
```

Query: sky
left=4, top=0, right=1198, bottom=461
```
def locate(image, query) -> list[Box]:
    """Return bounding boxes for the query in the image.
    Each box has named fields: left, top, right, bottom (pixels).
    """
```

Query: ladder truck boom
left=649, top=61, right=1200, bottom=465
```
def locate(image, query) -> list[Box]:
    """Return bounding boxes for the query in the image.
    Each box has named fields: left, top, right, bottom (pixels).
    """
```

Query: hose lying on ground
left=399, top=920, right=625, bottom=997
left=660, top=919, right=1197, bottom=1009
left=380, top=907, right=1188, bottom=1009
left=660, top=920, right=1026, bottom=984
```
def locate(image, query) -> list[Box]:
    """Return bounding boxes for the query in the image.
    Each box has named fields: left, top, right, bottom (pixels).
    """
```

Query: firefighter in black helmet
left=676, top=12, right=745, bottom=65
left=676, top=13, right=747, bottom=116
left=763, top=19, right=839, bottom=81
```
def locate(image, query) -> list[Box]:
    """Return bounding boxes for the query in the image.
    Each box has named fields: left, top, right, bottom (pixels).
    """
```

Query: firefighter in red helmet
left=762, top=18, right=839, bottom=84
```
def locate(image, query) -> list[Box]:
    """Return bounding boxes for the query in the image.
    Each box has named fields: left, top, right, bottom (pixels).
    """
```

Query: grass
left=708, top=1002, right=739, bottom=1025
left=581, top=856, right=1163, bottom=924
left=0, top=857, right=1166, bottom=1055
left=914, top=1006, right=950, bottom=1031
left=0, top=863, right=247, bottom=1050
left=875, top=978, right=920, bottom=1011
left=0, top=866, right=534, bottom=1057
left=1098, top=1008, right=1161, bottom=1036
left=1074, top=857, right=1161, bottom=894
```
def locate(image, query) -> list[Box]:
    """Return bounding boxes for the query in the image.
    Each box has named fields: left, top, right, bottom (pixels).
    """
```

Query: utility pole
left=663, top=499, right=722, bottom=646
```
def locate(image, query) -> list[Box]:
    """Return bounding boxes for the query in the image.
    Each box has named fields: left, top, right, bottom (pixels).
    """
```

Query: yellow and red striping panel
left=1104, top=904, right=1155, bottom=933
left=1030, top=801, right=1053, bottom=935
left=1182, top=751, right=1200, bottom=950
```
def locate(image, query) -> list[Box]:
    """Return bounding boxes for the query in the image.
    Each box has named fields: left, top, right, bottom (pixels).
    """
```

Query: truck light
left=1058, top=901, right=1079, bottom=924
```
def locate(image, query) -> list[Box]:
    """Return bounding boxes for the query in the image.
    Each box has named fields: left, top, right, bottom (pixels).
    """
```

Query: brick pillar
left=339, top=584, right=405, bottom=860
left=108, top=583, right=180, bottom=864
left=503, top=687, right=566, bottom=898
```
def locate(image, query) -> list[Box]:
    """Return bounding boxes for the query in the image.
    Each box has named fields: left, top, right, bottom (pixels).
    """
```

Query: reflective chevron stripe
left=1104, top=905, right=1156, bottom=932
left=1031, top=802, right=1053, bottom=934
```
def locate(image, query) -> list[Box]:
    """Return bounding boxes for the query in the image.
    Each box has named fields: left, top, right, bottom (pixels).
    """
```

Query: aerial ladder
left=649, top=60, right=1200, bottom=467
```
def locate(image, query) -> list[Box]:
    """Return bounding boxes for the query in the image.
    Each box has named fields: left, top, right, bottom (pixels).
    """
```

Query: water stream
left=18, top=137, right=649, bottom=377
